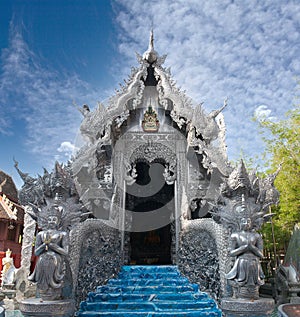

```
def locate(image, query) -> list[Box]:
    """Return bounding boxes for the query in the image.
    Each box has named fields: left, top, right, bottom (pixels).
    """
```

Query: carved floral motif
left=130, top=142, right=176, bottom=166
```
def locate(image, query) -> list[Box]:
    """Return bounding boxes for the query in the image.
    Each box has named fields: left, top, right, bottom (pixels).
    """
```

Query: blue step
left=77, top=265, right=221, bottom=317
left=87, top=292, right=209, bottom=302
left=118, top=272, right=181, bottom=279
left=96, top=284, right=200, bottom=294
left=77, top=312, right=220, bottom=316
left=120, top=266, right=179, bottom=273
left=107, top=278, right=189, bottom=286
left=80, top=299, right=216, bottom=311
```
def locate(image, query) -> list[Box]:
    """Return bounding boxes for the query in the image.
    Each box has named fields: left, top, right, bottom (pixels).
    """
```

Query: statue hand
left=35, top=243, right=47, bottom=255
left=248, top=243, right=256, bottom=251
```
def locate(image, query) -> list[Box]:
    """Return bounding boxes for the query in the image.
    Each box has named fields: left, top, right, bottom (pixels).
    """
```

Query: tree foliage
left=257, top=105, right=300, bottom=253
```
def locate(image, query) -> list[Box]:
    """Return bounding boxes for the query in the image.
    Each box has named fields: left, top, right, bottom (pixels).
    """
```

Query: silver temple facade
left=15, top=32, right=279, bottom=309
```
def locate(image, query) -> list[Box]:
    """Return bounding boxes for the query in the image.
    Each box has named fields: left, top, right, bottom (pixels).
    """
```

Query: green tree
left=257, top=105, right=300, bottom=255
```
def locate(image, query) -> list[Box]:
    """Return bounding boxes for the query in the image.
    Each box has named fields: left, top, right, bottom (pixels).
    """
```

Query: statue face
left=47, top=215, right=59, bottom=229
left=240, top=217, right=251, bottom=230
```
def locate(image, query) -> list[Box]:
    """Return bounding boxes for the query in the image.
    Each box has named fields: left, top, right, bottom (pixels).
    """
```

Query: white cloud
left=57, top=141, right=78, bottom=157
left=0, top=116, right=11, bottom=135
left=113, top=0, right=300, bottom=162
left=0, top=23, right=102, bottom=168
left=254, top=105, right=277, bottom=122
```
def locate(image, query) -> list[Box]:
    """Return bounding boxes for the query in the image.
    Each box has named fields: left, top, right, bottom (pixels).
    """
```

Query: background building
left=0, top=170, right=24, bottom=276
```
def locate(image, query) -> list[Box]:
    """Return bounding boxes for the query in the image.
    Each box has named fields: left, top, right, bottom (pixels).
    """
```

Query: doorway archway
left=126, top=161, right=174, bottom=265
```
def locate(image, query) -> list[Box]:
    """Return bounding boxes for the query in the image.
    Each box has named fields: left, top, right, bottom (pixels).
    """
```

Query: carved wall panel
left=69, top=220, right=121, bottom=306
left=178, top=219, right=229, bottom=300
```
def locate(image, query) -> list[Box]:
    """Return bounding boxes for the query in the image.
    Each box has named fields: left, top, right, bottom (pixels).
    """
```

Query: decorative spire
left=13, top=158, right=35, bottom=185
left=227, top=160, right=250, bottom=192
left=149, top=29, right=154, bottom=51
left=143, top=29, right=158, bottom=64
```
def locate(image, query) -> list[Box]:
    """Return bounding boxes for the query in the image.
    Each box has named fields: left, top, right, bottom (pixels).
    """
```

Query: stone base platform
left=221, top=297, right=275, bottom=317
left=19, top=298, right=74, bottom=317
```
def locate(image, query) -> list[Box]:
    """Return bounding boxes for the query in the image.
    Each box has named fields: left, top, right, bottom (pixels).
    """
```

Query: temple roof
left=0, top=170, right=24, bottom=222
left=75, top=33, right=230, bottom=180
left=0, top=195, right=24, bottom=222
left=0, top=170, right=18, bottom=202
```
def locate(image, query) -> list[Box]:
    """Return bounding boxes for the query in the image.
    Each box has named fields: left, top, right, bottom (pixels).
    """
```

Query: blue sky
left=0, top=0, right=299, bottom=189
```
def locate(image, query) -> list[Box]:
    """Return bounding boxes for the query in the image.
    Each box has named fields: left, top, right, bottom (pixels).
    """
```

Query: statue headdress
left=214, top=160, right=280, bottom=231
left=15, top=160, right=84, bottom=232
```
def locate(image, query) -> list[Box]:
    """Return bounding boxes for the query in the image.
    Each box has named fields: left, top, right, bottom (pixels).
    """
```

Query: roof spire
left=143, top=29, right=158, bottom=64
left=149, top=29, right=154, bottom=51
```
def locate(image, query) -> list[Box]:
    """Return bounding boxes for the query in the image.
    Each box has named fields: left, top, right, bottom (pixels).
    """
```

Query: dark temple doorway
left=126, top=161, right=174, bottom=265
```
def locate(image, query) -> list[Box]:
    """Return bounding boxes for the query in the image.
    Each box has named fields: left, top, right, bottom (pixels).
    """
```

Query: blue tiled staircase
left=77, top=265, right=221, bottom=316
